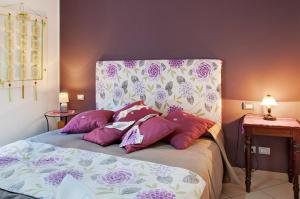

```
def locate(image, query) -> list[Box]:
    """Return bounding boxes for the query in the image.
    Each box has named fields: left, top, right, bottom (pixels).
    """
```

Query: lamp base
left=263, top=114, right=276, bottom=121
left=60, top=103, right=68, bottom=113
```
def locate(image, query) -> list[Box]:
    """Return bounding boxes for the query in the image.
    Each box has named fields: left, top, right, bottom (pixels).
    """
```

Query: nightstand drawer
left=249, top=127, right=292, bottom=137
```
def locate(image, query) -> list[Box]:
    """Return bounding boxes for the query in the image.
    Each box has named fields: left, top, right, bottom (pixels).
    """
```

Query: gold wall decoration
left=0, top=9, right=46, bottom=101
left=31, top=19, right=43, bottom=101
left=17, top=13, right=29, bottom=98
left=4, top=13, right=14, bottom=101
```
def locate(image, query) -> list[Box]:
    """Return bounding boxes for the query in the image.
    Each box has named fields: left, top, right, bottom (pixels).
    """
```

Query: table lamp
left=260, top=94, right=278, bottom=121
left=59, top=92, right=69, bottom=113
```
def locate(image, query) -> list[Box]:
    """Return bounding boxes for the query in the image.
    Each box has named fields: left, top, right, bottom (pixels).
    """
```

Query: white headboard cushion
left=96, top=59, right=222, bottom=123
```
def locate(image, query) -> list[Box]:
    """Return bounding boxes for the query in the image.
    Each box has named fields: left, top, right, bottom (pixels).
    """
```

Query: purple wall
left=60, top=0, right=300, bottom=172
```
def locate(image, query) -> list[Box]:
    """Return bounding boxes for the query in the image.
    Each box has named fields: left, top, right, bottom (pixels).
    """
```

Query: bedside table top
left=45, top=110, right=78, bottom=117
left=243, top=114, right=300, bottom=129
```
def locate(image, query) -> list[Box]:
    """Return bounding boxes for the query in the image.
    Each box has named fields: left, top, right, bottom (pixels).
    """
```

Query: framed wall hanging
left=0, top=3, right=47, bottom=101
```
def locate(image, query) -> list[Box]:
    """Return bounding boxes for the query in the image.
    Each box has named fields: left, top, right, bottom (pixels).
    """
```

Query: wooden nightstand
left=44, top=110, right=78, bottom=131
left=243, top=114, right=300, bottom=199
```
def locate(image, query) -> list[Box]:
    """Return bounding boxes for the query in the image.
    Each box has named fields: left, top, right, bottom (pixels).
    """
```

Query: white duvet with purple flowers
left=0, top=140, right=206, bottom=199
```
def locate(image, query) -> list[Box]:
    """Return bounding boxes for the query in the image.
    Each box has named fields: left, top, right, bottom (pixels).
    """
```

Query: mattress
left=0, top=130, right=223, bottom=199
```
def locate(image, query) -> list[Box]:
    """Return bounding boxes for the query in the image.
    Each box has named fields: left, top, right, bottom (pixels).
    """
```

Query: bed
left=0, top=59, right=240, bottom=199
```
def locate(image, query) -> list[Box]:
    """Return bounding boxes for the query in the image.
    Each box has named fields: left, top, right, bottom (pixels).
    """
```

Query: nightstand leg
left=288, top=138, right=294, bottom=183
left=294, top=177, right=299, bottom=199
left=45, top=115, right=49, bottom=131
left=64, top=116, right=68, bottom=125
left=293, top=141, right=300, bottom=199
left=245, top=134, right=252, bottom=192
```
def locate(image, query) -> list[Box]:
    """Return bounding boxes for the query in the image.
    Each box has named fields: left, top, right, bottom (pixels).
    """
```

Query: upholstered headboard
left=96, top=59, right=222, bottom=123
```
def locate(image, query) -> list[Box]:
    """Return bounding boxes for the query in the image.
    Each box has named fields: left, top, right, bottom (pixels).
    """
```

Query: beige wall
left=0, top=0, right=60, bottom=146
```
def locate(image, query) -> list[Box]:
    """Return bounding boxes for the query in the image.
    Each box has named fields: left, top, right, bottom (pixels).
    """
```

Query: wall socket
left=244, top=145, right=270, bottom=155
left=258, top=147, right=271, bottom=155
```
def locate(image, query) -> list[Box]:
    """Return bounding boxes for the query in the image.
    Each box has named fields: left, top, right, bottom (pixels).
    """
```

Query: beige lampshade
left=260, top=94, right=278, bottom=107
left=59, top=92, right=69, bottom=103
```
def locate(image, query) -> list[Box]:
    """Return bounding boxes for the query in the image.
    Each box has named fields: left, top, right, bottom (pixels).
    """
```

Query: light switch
left=77, top=94, right=85, bottom=101
left=242, top=102, right=254, bottom=110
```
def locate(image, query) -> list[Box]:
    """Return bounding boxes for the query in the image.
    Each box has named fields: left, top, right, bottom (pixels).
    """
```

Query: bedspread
left=0, top=140, right=206, bottom=199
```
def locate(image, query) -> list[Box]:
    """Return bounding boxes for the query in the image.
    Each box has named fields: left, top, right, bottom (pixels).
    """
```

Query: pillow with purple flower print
left=112, top=100, right=162, bottom=122
left=164, top=111, right=215, bottom=149
left=120, top=116, right=177, bottom=153
left=62, top=110, right=114, bottom=134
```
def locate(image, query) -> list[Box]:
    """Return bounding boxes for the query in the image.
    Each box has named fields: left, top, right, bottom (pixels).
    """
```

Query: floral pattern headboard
left=96, top=59, right=222, bottom=123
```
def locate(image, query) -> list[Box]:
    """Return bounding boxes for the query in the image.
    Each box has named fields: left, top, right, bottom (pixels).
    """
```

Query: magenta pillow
left=114, top=100, right=144, bottom=117
left=113, top=101, right=161, bottom=122
left=164, top=111, right=215, bottom=149
left=62, top=110, right=114, bottom=134
left=121, top=117, right=177, bottom=153
left=82, top=127, right=126, bottom=146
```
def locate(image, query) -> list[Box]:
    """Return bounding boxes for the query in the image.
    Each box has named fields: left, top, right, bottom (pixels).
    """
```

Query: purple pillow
left=112, top=101, right=161, bottom=122
left=82, top=127, right=125, bottom=146
left=120, top=117, right=177, bottom=153
left=164, top=111, right=215, bottom=149
left=62, top=110, right=114, bottom=134
left=113, top=100, right=144, bottom=118
left=82, top=121, right=135, bottom=146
